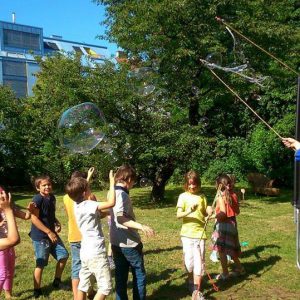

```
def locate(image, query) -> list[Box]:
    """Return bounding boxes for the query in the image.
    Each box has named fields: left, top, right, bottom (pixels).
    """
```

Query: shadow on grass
left=147, top=268, right=188, bottom=300
left=205, top=254, right=282, bottom=299
left=241, top=244, right=280, bottom=260
left=144, top=245, right=182, bottom=255
left=13, top=277, right=71, bottom=300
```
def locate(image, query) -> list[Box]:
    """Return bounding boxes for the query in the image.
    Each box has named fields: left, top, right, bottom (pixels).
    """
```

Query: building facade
left=0, top=19, right=109, bottom=98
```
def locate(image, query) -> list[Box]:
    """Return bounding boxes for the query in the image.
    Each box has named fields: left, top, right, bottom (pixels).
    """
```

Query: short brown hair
left=184, top=170, right=201, bottom=191
left=115, top=165, right=136, bottom=184
left=65, top=177, right=89, bottom=203
left=34, top=175, right=52, bottom=190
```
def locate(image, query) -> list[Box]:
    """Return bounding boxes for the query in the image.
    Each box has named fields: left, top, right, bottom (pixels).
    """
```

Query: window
left=3, top=60, right=26, bottom=77
left=3, top=29, right=40, bottom=51
left=3, top=79, right=27, bottom=98
left=73, top=46, right=84, bottom=55
left=44, top=41, right=60, bottom=51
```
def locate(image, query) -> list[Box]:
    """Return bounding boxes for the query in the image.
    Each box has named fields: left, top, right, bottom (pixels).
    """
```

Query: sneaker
left=33, top=288, right=42, bottom=299
left=210, top=251, right=219, bottom=263
left=192, top=290, right=206, bottom=300
left=227, top=255, right=234, bottom=264
left=215, top=273, right=230, bottom=281
left=108, top=256, right=115, bottom=270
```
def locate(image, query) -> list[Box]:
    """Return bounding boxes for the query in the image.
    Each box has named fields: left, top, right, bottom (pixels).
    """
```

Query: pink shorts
left=0, top=247, right=15, bottom=291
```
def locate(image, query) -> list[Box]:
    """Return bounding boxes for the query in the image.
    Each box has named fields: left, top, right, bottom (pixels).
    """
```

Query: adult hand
left=282, top=137, right=300, bottom=150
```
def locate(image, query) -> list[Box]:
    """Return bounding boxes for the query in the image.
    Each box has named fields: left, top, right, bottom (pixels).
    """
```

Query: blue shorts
left=32, top=237, right=69, bottom=268
left=70, top=242, right=81, bottom=279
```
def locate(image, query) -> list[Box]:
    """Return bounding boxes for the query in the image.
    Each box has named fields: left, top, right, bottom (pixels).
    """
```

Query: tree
left=94, top=0, right=298, bottom=197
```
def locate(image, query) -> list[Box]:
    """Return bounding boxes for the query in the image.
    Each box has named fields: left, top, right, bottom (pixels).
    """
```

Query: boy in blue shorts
left=29, top=175, right=69, bottom=299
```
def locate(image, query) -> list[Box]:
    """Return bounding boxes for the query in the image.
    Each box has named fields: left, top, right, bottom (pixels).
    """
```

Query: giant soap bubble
left=58, top=102, right=106, bottom=154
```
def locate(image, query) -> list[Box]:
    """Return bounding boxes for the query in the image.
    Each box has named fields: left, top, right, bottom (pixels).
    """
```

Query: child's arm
left=117, top=216, right=155, bottom=237
left=176, top=203, right=198, bottom=219
left=31, top=209, right=58, bottom=243
left=0, top=191, right=20, bottom=250
left=97, top=170, right=116, bottom=211
left=14, top=201, right=36, bottom=220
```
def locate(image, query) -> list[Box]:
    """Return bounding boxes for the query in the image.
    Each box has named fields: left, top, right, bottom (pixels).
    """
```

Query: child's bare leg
left=33, top=267, right=43, bottom=289
left=77, top=290, right=87, bottom=300
left=93, top=291, right=106, bottom=300
left=232, top=257, right=244, bottom=271
left=219, top=252, right=229, bottom=275
left=4, top=289, right=12, bottom=300
left=194, top=274, right=202, bottom=290
left=54, top=258, right=68, bottom=279
left=72, top=278, right=80, bottom=300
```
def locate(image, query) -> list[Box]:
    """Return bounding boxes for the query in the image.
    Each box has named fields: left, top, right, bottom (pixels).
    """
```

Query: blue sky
left=0, top=0, right=119, bottom=56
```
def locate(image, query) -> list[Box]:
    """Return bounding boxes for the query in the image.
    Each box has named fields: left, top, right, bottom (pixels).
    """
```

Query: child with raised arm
left=212, top=174, right=244, bottom=280
left=110, top=164, right=154, bottom=300
left=0, top=186, right=34, bottom=300
left=66, top=170, right=116, bottom=300
left=29, top=176, right=69, bottom=299
left=176, top=171, right=212, bottom=300
left=63, top=167, right=97, bottom=300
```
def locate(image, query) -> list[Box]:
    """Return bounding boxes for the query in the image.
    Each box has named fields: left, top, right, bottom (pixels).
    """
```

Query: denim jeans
left=112, top=243, right=146, bottom=300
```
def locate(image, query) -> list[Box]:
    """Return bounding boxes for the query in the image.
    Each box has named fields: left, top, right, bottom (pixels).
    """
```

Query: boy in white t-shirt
left=65, top=170, right=115, bottom=300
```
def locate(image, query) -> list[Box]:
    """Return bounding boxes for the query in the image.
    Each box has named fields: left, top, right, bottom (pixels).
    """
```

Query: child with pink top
left=0, top=186, right=33, bottom=299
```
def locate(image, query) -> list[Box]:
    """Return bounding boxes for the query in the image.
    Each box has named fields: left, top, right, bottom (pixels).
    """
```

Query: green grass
left=10, top=185, right=300, bottom=299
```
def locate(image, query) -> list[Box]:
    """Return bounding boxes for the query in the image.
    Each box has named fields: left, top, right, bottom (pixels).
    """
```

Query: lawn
left=9, top=185, right=300, bottom=299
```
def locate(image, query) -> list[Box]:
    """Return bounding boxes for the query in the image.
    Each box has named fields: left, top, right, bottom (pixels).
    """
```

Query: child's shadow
left=205, top=244, right=282, bottom=298
left=13, top=278, right=71, bottom=299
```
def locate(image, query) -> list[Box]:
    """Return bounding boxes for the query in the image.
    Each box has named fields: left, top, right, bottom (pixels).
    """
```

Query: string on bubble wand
left=215, top=16, right=299, bottom=76
left=201, top=64, right=283, bottom=139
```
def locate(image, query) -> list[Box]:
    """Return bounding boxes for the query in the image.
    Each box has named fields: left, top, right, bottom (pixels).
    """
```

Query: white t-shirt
left=74, top=200, right=106, bottom=260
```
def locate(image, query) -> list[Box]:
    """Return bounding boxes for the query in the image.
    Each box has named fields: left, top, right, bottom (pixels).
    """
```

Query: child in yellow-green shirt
left=176, top=171, right=212, bottom=300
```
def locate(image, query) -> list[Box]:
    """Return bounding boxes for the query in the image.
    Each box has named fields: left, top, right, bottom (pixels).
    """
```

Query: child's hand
left=190, top=203, right=198, bottom=212
left=206, top=206, right=213, bottom=216
left=87, top=167, right=95, bottom=182
left=0, top=191, right=12, bottom=211
left=27, top=202, right=37, bottom=216
left=47, top=231, right=58, bottom=243
left=141, top=225, right=155, bottom=237
left=109, top=170, right=115, bottom=185
left=55, top=222, right=61, bottom=233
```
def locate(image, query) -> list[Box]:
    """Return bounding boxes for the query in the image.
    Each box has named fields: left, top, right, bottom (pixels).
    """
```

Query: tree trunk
left=151, top=160, right=175, bottom=202
left=189, top=97, right=199, bottom=126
